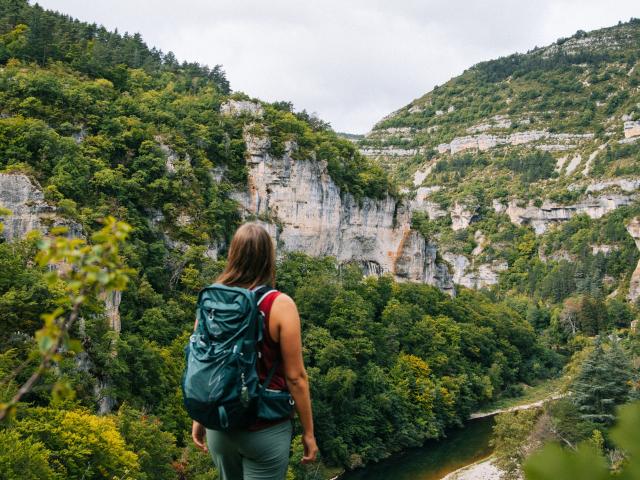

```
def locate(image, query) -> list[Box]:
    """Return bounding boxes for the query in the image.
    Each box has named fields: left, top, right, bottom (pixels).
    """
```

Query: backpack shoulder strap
left=253, top=285, right=277, bottom=307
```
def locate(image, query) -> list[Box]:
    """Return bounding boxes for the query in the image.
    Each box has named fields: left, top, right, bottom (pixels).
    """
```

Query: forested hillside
left=361, top=18, right=640, bottom=318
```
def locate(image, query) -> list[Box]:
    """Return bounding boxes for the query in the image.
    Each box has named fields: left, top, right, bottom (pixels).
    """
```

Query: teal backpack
left=182, top=284, right=294, bottom=430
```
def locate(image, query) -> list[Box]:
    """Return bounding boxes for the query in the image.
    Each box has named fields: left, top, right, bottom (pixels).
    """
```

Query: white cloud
left=36, top=0, right=639, bottom=133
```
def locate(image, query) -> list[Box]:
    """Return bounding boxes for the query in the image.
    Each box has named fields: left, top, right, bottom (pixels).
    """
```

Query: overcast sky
left=36, top=1, right=638, bottom=133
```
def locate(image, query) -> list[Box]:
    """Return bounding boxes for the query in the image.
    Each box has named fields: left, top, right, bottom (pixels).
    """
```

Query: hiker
left=190, top=222, right=318, bottom=479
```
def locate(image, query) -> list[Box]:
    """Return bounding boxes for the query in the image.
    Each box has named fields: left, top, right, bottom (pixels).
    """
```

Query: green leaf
left=610, top=402, right=640, bottom=480
left=37, top=334, right=54, bottom=354
left=523, top=443, right=610, bottom=480
left=67, top=339, right=83, bottom=353
left=51, top=380, right=75, bottom=404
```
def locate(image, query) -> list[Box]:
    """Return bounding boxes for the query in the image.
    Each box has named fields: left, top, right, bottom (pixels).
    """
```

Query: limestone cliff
left=0, top=173, right=123, bottom=332
left=495, top=195, right=637, bottom=235
left=229, top=123, right=454, bottom=293
left=0, top=173, right=55, bottom=240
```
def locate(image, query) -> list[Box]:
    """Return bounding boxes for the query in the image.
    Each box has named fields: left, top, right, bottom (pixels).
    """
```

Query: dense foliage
left=490, top=334, right=640, bottom=479
left=524, top=401, right=640, bottom=480
left=278, top=255, right=561, bottom=467
left=0, top=225, right=562, bottom=478
left=0, top=0, right=230, bottom=93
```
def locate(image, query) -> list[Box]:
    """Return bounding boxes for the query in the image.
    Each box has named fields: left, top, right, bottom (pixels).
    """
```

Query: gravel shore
left=442, top=457, right=504, bottom=480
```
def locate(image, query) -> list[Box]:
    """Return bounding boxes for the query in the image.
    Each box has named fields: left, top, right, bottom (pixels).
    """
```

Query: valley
left=0, top=2, right=639, bottom=479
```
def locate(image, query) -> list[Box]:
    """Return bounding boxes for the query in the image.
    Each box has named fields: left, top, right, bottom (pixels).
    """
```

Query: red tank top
left=256, top=290, right=287, bottom=390
left=248, top=290, right=291, bottom=430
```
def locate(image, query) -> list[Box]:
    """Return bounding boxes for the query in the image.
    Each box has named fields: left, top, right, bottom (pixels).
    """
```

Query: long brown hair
left=216, top=222, right=276, bottom=288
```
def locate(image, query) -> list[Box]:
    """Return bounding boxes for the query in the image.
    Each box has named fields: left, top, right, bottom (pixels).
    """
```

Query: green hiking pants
left=206, top=420, right=293, bottom=480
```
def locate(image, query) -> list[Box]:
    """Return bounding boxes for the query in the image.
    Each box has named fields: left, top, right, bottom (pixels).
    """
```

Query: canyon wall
left=229, top=126, right=454, bottom=293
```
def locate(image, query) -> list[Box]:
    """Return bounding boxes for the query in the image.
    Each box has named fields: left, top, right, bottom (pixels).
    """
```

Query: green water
left=341, top=417, right=495, bottom=480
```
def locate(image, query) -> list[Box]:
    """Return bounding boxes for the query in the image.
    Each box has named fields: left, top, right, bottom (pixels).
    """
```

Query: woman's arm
left=191, top=317, right=208, bottom=451
left=271, top=294, right=318, bottom=463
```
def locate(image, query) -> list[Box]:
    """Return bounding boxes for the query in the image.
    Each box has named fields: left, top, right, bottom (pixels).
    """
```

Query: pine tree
left=572, top=337, right=633, bottom=425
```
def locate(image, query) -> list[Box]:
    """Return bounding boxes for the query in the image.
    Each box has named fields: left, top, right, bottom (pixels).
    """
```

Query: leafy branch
left=0, top=216, right=133, bottom=422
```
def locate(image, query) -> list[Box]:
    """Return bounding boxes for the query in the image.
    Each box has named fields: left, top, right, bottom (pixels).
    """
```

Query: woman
left=191, top=222, right=318, bottom=480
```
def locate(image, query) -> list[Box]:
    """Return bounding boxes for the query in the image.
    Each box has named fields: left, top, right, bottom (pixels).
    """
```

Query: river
left=341, top=416, right=495, bottom=480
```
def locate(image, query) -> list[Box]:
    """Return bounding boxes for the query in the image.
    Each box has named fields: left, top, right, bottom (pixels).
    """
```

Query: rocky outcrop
left=451, top=202, right=478, bottom=231
left=360, top=146, right=423, bottom=157
left=582, top=144, right=606, bottom=176
left=102, top=291, right=122, bottom=333
left=394, top=231, right=454, bottom=288
left=220, top=99, right=263, bottom=117
left=0, top=173, right=52, bottom=240
left=584, top=178, right=640, bottom=193
left=410, top=187, right=447, bottom=220
left=591, top=244, right=618, bottom=255
left=231, top=131, right=454, bottom=293
left=466, top=115, right=512, bottom=133
left=443, top=252, right=508, bottom=289
left=626, top=217, right=640, bottom=302
left=413, top=164, right=435, bottom=186
left=437, top=130, right=593, bottom=155
left=624, top=120, right=640, bottom=138
left=495, top=195, right=635, bottom=234
left=0, top=173, right=82, bottom=240
left=564, top=154, right=582, bottom=175
left=472, top=230, right=488, bottom=256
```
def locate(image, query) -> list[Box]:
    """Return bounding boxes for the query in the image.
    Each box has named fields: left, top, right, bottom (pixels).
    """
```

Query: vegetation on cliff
left=1, top=1, right=639, bottom=479
left=365, top=18, right=640, bottom=359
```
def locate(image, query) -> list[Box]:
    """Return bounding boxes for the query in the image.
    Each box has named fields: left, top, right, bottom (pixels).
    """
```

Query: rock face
left=443, top=252, right=508, bottom=289
left=0, top=173, right=83, bottom=240
left=584, top=178, right=640, bottom=193
left=0, top=173, right=58, bottom=240
left=626, top=217, right=640, bottom=302
left=624, top=120, right=640, bottom=138
left=436, top=130, right=593, bottom=155
left=102, top=291, right=122, bottom=333
left=232, top=132, right=454, bottom=293
left=466, top=115, right=512, bottom=133
left=220, top=99, right=263, bottom=117
left=451, top=203, right=477, bottom=231
left=496, top=195, right=635, bottom=234
left=360, top=146, right=423, bottom=157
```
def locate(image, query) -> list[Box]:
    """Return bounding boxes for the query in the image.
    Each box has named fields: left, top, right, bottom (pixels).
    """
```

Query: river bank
left=338, top=384, right=565, bottom=480
left=469, top=393, right=565, bottom=419
left=340, top=416, right=495, bottom=480
left=441, top=456, right=503, bottom=480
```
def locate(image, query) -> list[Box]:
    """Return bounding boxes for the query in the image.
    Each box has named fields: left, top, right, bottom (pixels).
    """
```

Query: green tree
left=572, top=338, right=634, bottom=425
left=116, top=403, right=179, bottom=480
left=0, top=217, right=132, bottom=421
left=11, top=407, right=140, bottom=479
left=0, top=429, right=59, bottom=480
left=491, top=409, right=541, bottom=479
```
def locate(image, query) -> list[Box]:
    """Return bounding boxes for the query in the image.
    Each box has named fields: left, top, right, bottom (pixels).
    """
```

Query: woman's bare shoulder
left=272, top=293, right=299, bottom=316
left=273, top=292, right=296, bottom=309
